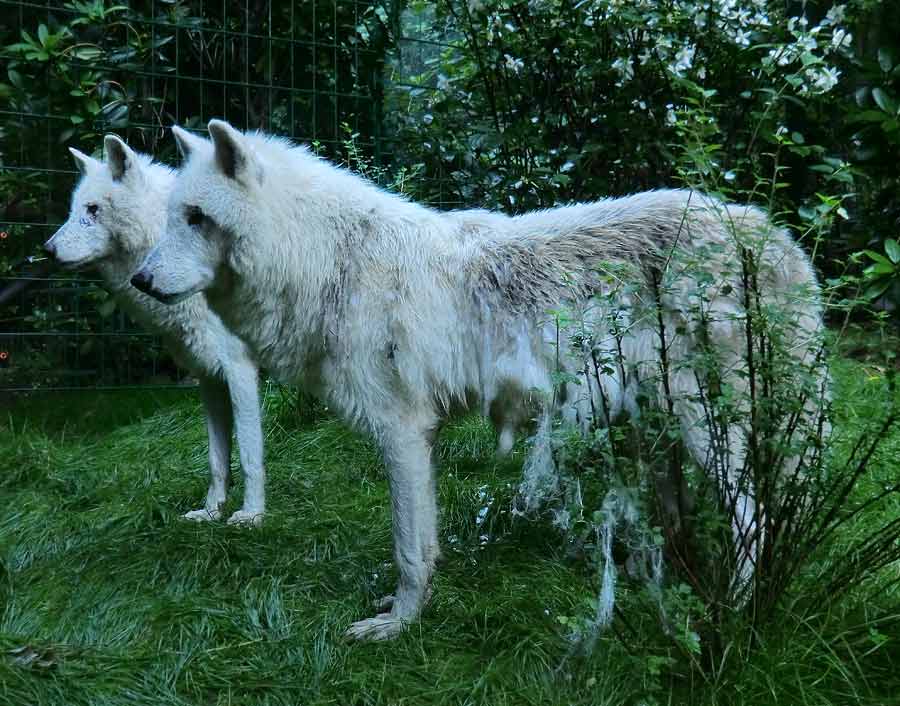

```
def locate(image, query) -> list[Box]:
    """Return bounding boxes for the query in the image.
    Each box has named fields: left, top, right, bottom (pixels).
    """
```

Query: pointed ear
left=104, top=134, right=140, bottom=182
left=208, top=119, right=260, bottom=184
left=69, top=147, right=100, bottom=175
left=171, top=125, right=206, bottom=161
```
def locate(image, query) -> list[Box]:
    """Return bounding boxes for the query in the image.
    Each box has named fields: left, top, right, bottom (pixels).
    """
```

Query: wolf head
left=45, top=136, right=169, bottom=277
left=132, top=120, right=264, bottom=305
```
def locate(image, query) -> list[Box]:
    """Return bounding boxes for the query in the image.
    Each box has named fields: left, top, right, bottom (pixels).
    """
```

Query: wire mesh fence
left=0, top=0, right=398, bottom=391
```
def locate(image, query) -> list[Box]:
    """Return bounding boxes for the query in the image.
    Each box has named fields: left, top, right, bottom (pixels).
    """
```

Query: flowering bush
left=386, top=1, right=888, bottom=272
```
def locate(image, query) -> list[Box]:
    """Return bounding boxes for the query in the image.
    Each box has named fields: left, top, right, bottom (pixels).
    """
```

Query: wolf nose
left=43, top=241, right=57, bottom=259
left=131, top=270, right=154, bottom=294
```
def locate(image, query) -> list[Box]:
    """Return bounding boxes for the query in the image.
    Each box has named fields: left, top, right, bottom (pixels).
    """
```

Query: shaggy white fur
left=135, top=120, right=827, bottom=639
left=46, top=136, right=266, bottom=525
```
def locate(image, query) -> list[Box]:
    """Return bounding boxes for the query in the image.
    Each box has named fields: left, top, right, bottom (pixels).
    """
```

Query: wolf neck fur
left=217, top=153, right=448, bottom=375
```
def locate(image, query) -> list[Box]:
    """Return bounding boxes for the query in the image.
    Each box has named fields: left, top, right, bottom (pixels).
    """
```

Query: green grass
left=1, top=363, right=898, bottom=706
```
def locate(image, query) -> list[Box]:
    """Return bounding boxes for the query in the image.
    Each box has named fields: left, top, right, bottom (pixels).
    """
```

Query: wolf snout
left=43, top=240, right=57, bottom=260
left=131, top=270, right=154, bottom=295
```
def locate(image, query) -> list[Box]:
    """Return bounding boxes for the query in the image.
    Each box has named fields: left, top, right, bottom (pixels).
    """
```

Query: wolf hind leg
left=513, top=408, right=559, bottom=514
left=674, top=373, right=759, bottom=601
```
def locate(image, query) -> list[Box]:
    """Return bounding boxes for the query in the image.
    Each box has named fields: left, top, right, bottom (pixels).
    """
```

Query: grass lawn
left=1, top=358, right=898, bottom=706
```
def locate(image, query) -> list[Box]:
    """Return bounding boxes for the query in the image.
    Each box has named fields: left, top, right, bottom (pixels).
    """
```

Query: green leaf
left=864, top=280, right=891, bottom=301
left=864, top=262, right=895, bottom=276
left=878, top=47, right=894, bottom=74
left=37, top=23, right=48, bottom=47
left=872, top=87, right=897, bottom=115
left=863, top=250, right=892, bottom=267
left=885, top=239, right=900, bottom=264
left=98, top=298, right=117, bottom=317
left=74, top=47, right=103, bottom=61
left=849, top=109, right=892, bottom=124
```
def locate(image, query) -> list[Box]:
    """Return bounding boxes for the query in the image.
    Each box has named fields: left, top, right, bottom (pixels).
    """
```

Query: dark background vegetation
left=2, top=0, right=900, bottom=389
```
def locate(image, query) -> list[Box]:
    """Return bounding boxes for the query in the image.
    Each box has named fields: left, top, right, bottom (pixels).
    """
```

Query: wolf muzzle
left=43, top=225, right=65, bottom=261
left=130, top=270, right=155, bottom=295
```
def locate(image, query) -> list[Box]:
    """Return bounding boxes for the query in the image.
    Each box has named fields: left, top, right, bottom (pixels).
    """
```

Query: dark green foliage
left=0, top=0, right=393, bottom=389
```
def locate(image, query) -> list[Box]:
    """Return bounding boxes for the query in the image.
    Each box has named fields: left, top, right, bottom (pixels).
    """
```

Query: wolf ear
left=104, top=134, right=140, bottom=182
left=171, top=125, right=206, bottom=161
left=69, top=147, right=100, bottom=175
left=208, top=119, right=260, bottom=185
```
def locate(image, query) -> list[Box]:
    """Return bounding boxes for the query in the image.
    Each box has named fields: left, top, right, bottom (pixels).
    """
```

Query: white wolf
left=134, top=120, right=826, bottom=640
left=45, top=135, right=266, bottom=526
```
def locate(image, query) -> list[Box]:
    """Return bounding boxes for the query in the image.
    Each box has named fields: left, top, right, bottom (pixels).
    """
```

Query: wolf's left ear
left=172, top=125, right=207, bottom=161
left=208, top=119, right=261, bottom=185
left=104, top=134, right=141, bottom=183
left=69, top=147, right=100, bottom=175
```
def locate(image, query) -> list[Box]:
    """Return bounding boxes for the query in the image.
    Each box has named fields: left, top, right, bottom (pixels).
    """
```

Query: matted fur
left=46, top=136, right=266, bottom=525
left=136, top=120, right=826, bottom=639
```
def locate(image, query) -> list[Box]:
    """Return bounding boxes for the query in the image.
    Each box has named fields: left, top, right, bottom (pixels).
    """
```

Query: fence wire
left=1, top=0, right=392, bottom=391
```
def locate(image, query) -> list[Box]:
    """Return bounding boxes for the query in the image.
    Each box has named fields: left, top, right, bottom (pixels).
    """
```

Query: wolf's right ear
left=69, top=147, right=100, bottom=175
left=171, top=125, right=206, bottom=161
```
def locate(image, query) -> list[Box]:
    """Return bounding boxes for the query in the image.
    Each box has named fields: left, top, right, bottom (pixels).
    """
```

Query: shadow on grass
left=2, top=388, right=198, bottom=439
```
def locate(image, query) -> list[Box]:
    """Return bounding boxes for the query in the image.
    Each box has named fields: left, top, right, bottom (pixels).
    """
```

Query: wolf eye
left=86, top=203, right=99, bottom=217
left=187, top=208, right=204, bottom=228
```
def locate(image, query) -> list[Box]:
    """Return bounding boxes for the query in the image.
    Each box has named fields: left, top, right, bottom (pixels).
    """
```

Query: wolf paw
left=183, top=508, right=222, bottom=522
left=373, top=595, right=395, bottom=611
left=344, top=614, right=407, bottom=642
left=226, top=509, right=264, bottom=527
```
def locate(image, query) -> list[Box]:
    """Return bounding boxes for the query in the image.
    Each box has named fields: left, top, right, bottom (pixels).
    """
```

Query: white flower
left=655, top=34, right=673, bottom=59
left=504, top=54, right=524, bottom=74
left=734, top=29, right=752, bottom=47
left=767, top=46, right=795, bottom=68
left=611, top=57, right=634, bottom=82
left=832, top=29, right=852, bottom=49
left=797, top=35, right=818, bottom=53
left=671, top=44, right=696, bottom=77
left=825, top=4, right=846, bottom=26
left=811, top=66, right=841, bottom=93
left=666, top=104, right=678, bottom=125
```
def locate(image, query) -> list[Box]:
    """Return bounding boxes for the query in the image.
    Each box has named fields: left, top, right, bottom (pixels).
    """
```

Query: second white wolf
left=134, top=121, right=827, bottom=639
left=45, top=135, right=266, bottom=525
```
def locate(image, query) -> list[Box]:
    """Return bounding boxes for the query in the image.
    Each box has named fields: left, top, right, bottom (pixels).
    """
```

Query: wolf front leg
left=184, top=377, right=233, bottom=521
left=346, top=420, right=440, bottom=641
left=224, top=359, right=266, bottom=526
